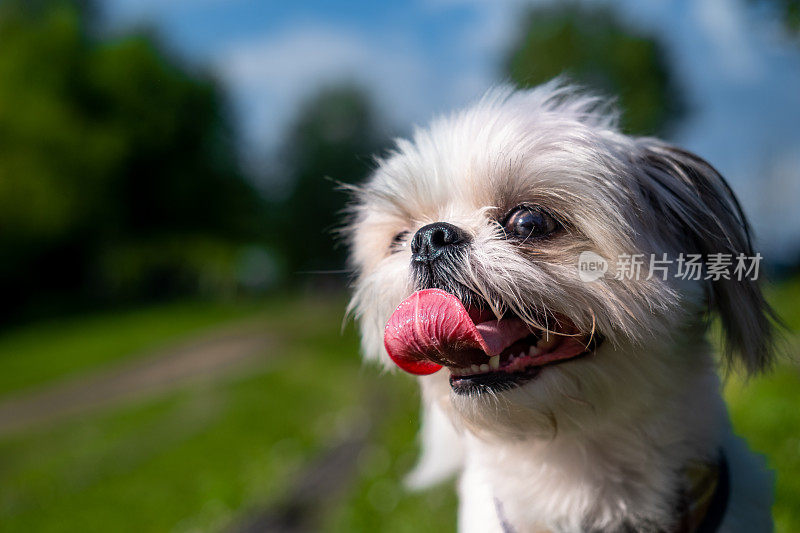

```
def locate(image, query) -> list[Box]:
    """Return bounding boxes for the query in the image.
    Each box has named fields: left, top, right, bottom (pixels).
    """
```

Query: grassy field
left=724, top=276, right=800, bottom=532
left=0, top=300, right=271, bottom=396
left=0, top=295, right=457, bottom=532
left=0, top=283, right=797, bottom=532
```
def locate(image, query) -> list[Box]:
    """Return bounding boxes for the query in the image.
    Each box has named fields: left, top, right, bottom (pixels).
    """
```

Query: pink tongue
left=383, top=289, right=531, bottom=375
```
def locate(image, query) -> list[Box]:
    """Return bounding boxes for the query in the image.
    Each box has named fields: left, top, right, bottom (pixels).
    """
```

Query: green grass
left=0, top=295, right=457, bottom=532
left=0, top=297, right=357, bottom=532
left=0, top=360, right=355, bottom=531
left=0, top=278, right=798, bottom=532
left=723, top=278, right=800, bottom=532
left=766, top=277, right=800, bottom=332
left=323, top=375, right=458, bottom=533
left=0, top=299, right=269, bottom=396
left=726, top=364, right=800, bottom=532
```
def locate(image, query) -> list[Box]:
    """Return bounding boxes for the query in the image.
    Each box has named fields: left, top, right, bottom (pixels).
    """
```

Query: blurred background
left=0, top=0, right=798, bottom=531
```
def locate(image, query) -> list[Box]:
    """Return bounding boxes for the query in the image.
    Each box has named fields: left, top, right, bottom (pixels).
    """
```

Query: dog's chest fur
left=454, top=411, right=772, bottom=533
left=462, top=433, right=686, bottom=532
left=450, top=372, right=732, bottom=533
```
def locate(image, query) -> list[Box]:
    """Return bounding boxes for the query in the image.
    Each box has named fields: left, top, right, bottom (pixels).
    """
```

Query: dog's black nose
left=411, top=222, right=470, bottom=264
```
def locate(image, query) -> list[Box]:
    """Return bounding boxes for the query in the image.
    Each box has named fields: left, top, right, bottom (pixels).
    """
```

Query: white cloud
left=214, top=23, right=485, bottom=151
left=220, top=26, right=373, bottom=94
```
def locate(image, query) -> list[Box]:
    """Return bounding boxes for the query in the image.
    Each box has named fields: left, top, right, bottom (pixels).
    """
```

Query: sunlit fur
left=345, top=81, right=776, bottom=532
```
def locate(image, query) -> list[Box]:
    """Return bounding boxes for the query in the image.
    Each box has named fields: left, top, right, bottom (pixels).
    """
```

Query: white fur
left=405, top=394, right=464, bottom=490
left=346, top=81, right=776, bottom=532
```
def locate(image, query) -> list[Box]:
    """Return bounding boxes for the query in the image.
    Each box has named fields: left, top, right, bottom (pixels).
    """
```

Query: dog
left=345, top=81, right=776, bottom=532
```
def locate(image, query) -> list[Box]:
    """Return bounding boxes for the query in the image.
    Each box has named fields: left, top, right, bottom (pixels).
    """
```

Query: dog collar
left=493, top=451, right=730, bottom=533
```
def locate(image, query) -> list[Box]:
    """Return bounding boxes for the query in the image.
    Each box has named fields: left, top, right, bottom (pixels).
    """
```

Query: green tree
left=750, top=0, right=800, bottom=37
left=0, top=0, right=264, bottom=320
left=504, top=3, right=685, bottom=136
left=275, top=85, right=390, bottom=280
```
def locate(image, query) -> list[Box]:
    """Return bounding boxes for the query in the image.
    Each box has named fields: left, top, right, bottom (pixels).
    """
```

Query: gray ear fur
left=635, top=139, right=776, bottom=374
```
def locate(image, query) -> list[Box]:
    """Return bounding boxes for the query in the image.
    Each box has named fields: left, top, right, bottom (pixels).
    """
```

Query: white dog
left=345, top=81, right=776, bottom=532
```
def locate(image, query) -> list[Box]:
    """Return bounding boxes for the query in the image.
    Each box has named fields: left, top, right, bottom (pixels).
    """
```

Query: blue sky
left=101, top=0, right=800, bottom=262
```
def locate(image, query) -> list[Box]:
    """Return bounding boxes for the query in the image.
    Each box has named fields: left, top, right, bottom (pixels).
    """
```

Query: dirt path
left=0, top=321, right=276, bottom=437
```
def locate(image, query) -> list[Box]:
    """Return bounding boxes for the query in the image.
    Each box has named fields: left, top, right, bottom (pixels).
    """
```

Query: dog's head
left=345, top=82, right=775, bottom=438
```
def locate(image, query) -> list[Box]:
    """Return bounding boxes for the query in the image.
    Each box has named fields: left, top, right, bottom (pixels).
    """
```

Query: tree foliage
left=0, top=0, right=263, bottom=320
left=750, top=0, right=800, bottom=37
left=274, top=85, right=390, bottom=278
left=504, top=3, right=685, bottom=136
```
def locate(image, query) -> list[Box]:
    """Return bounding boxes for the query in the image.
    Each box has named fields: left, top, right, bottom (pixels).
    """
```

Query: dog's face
left=346, top=84, right=774, bottom=439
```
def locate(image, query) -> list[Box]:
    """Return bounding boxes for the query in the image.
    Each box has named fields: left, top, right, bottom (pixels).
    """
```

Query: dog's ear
left=634, top=139, right=776, bottom=374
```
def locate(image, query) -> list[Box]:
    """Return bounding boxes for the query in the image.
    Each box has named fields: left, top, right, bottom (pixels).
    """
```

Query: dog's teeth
left=489, top=355, right=500, bottom=369
left=518, top=351, right=526, bottom=359
left=537, top=335, right=558, bottom=351
left=479, top=363, right=489, bottom=373
left=471, top=364, right=480, bottom=374
left=528, top=345, right=541, bottom=357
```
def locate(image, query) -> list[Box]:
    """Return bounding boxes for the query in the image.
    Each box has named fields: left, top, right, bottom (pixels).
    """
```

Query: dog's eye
left=390, top=230, right=409, bottom=252
left=504, top=206, right=560, bottom=240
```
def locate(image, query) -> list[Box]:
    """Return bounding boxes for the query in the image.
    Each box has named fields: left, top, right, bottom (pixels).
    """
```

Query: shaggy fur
left=345, top=81, right=776, bottom=532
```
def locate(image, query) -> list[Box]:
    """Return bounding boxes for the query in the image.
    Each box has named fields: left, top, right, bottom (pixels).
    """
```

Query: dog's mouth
left=383, top=289, right=603, bottom=394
